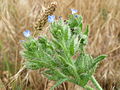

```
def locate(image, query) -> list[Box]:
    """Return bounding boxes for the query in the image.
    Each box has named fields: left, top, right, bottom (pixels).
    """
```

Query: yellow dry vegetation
left=0, top=0, right=120, bottom=90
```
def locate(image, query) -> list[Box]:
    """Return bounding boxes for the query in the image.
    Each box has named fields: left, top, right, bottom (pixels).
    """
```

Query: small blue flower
left=23, top=30, right=31, bottom=37
left=48, top=15, right=55, bottom=23
left=71, top=9, right=78, bottom=14
left=74, top=15, right=79, bottom=18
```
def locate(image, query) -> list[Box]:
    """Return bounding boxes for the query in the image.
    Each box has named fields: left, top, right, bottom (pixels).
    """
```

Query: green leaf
left=84, top=85, right=94, bottom=90
left=79, top=73, right=91, bottom=86
left=50, top=78, right=68, bottom=90
left=84, top=25, right=89, bottom=36
left=25, top=61, right=42, bottom=70
left=69, top=37, right=74, bottom=56
left=57, top=55, right=68, bottom=64
left=68, top=15, right=81, bottom=29
left=92, top=55, right=107, bottom=68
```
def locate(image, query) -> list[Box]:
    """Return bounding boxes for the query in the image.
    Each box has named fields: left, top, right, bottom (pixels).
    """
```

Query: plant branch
left=91, top=75, right=102, bottom=90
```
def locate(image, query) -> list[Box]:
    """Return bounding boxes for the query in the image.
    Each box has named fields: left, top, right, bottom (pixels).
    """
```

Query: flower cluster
left=21, top=9, right=78, bottom=40
left=47, top=9, right=78, bottom=23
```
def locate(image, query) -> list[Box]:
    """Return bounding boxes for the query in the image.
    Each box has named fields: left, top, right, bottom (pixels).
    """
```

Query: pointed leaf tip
left=50, top=78, right=67, bottom=90
left=93, top=55, right=107, bottom=65
left=84, top=25, right=89, bottom=36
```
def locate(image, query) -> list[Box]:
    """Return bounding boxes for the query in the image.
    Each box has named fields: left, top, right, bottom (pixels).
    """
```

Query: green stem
left=91, top=75, right=102, bottom=90
left=84, top=85, right=94, bottom=90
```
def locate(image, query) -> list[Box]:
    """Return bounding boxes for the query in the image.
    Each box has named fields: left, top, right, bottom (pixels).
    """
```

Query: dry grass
left=0, top=0, right=120, bottom=90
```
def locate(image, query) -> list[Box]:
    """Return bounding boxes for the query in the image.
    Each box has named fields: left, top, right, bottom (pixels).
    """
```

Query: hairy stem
left=91, top=75, right=102, bottom=90
left=84, top=85, right=94, bottom=90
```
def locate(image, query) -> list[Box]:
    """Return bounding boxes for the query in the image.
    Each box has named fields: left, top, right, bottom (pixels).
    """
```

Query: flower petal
left=23, top=30, right=31, bottom=37
left=71, top=9, right=78, bottom=14
left=48, top=15, right=55, bottom=23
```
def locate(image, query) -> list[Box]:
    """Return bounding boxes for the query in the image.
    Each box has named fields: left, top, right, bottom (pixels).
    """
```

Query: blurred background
left=0, top=0, right=120, bottom=90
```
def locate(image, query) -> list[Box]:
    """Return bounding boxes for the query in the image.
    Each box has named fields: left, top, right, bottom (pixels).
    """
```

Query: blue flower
left=71, top=9, right=78, bottom=14
left=23, top=30, right=31, bottom=37
left=74, top=15, right=79, bottom=18
left=48, top=15, right=55, bottom=23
